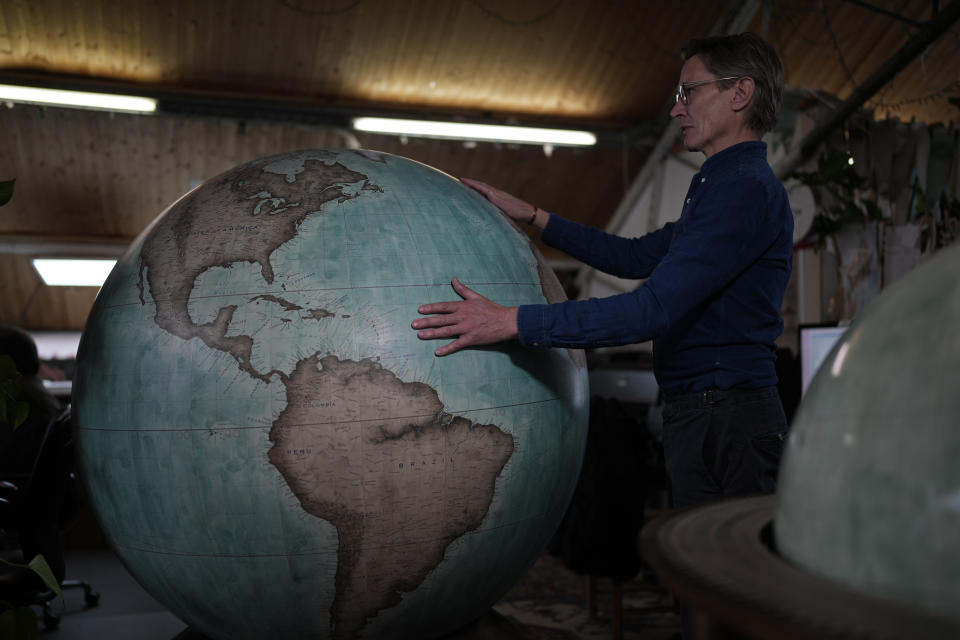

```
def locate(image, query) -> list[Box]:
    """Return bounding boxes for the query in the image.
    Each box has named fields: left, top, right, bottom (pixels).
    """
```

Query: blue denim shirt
left=517, top=141, right=793, bottom=394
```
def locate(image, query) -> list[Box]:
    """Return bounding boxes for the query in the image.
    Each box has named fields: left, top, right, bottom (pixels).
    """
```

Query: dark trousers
left=661, top=386, right=787, bottom=509
left=661, top=386, right=788, bottom=639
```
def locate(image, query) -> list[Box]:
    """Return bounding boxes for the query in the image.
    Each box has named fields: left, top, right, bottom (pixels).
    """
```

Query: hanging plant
left=789, top=148, right=888, bottom=321
left=788, top=148, right=886, bottom=247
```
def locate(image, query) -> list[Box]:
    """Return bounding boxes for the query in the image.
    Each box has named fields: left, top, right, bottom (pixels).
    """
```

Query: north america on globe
left=136, top=151, right=514, bottom=638
left=137, top=151, right=384, bottom=384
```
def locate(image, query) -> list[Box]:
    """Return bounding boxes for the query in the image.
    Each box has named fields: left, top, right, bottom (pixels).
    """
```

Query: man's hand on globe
left=412, top=277, right=519, bottom=356
left=461, top=178, right=548, bottom=229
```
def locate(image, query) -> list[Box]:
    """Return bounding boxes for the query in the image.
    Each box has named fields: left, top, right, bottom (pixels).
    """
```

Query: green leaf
left=0, top=605, right=38, bottom=640
left=10, top=401, right=29, bottom=431
left=0, top=179, right=13, bottom=207
left=0, top=555, right=62, bottom=600
left=26, top=555, right=62, bottom=599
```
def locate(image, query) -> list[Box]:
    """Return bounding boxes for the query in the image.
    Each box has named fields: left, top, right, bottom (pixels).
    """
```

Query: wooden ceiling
left=1, top=0, right=958, bottom=331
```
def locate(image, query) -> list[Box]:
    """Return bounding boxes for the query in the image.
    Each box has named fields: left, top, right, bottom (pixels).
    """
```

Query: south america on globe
left=73, top=149, right=589, bottom=640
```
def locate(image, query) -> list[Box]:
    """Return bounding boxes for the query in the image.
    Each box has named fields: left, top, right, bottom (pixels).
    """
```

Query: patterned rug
left=493, top=553, right=681, bottom=640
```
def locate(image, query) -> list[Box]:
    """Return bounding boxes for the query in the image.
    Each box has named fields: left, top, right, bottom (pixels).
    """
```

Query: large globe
left=776, top=242, right=960, bottom=622
left=73, top=149, right=589, bottom=640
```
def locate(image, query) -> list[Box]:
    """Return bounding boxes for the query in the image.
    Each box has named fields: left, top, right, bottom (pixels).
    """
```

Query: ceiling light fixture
left=32, top=258, right=117, bottom=287
left=352, top=117, right=596, bottom=146
left=0, top=84, right=156, bottom=113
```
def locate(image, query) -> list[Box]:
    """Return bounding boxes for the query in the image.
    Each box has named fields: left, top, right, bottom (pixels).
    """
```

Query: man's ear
left=731, top=76, right=755, bottom=114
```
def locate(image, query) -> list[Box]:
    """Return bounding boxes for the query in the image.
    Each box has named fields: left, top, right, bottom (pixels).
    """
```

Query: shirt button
left=532, top=342, right=539, bottom=347
left=701, top=177, right=706, bottom=183
left=686, top=198, right=691, bottom=204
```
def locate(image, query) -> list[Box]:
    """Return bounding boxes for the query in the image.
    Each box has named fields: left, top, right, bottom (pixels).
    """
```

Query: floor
left=29, top=549, right=679, bottom=640
left=34, top=550, right=186, bottom=640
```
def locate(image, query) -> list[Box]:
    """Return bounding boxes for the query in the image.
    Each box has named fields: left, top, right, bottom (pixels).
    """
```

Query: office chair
left=0, top=408, right=99, bottom=630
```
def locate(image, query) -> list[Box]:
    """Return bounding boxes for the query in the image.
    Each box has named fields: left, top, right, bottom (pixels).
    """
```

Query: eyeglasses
left=674, top=76, right=740, bottom=105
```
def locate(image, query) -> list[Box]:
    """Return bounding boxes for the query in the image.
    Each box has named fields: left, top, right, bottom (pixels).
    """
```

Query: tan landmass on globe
left=250, top=294, right=303, bottom=311
left=304, top=308, right=336, bottom=320
left=267, top=354, right=514, bottom=640
left=137, top=154, right=382, bottom=381
left=249, top=294, right=335, bottom=321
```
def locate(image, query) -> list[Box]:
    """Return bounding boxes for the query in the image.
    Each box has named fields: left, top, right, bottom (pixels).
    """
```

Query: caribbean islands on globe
left=73, top=149, right=589, bottom=640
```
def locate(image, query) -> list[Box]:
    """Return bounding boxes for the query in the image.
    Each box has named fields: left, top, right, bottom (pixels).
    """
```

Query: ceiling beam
left=840, top=0, right=925, bottom=28
left=0, top=235, right=130, bottom=257
left=775, top=0, right=960, bottom=179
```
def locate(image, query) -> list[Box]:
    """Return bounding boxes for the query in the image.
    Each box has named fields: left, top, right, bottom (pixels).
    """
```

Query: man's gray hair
left=684, top=33, right=784, bottom=135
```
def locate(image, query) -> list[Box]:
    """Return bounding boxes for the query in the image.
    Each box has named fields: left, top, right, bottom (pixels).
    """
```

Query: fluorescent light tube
left=352, top=117, right=596, bottom=146
left=32, top=259, right=117, bottom=287
left=0, top=84, right=156, bottom=113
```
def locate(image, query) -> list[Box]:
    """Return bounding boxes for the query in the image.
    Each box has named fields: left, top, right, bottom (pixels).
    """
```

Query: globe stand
left=640, top=495, right=960, bottom=639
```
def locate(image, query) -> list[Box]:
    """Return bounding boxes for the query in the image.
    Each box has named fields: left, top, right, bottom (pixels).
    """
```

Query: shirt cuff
left=517, top=304, right=550, bottom=348
left=540, top=212, right=560, bottom=246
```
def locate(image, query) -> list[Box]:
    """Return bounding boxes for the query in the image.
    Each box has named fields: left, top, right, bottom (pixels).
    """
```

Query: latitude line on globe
left=111, top=509, right=558, bottom=560
left=99, top=280, right=544, bottom=309
left=76, top=396, right=563, bottom=432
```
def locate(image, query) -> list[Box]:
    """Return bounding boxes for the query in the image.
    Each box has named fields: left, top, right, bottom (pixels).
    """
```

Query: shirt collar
left=699, top=140, right=767, bottom=177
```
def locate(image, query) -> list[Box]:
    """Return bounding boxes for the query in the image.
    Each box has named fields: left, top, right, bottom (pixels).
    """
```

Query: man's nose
left=669, top=100, right=685, bottom=118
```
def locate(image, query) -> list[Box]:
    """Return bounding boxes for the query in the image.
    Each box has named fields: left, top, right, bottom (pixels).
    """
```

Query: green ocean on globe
left=74, top=149, right=589, bottom=640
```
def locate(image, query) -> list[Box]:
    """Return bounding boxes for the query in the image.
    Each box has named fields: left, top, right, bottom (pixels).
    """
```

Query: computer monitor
left=799, top=324, right=849, bottom=397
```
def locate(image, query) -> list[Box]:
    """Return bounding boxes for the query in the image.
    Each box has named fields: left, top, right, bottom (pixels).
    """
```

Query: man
left=411, top=33, right=792, bottom=508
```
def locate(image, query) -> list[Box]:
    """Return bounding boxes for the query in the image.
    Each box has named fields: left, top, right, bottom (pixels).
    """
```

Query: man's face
left=669, top=55, right=738, bottom=158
